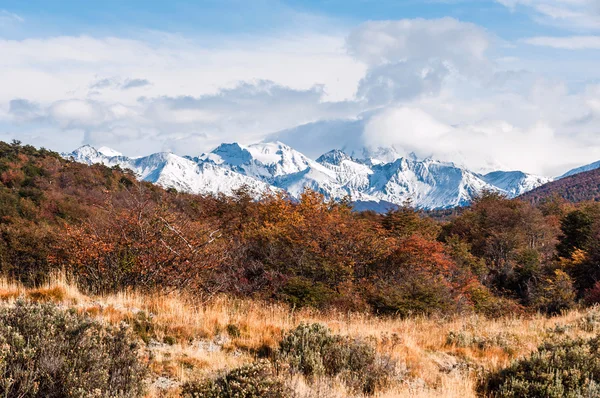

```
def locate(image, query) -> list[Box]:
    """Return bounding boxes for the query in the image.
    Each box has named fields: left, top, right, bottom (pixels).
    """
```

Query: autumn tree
left=59, top=186, right=226, bottom=293
left=442, top=192, right=559, bottom=302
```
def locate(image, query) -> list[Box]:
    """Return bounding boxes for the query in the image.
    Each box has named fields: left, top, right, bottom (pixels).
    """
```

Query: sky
left=3, top=1, right=600, bottom=176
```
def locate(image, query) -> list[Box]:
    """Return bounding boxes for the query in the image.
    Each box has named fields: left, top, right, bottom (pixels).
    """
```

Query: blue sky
left=0, top=0, right=562, bottom=38
left=2, top=0, right=600, bottom=176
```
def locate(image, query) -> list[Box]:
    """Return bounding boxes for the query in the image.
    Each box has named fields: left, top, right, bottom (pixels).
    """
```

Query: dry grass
left=1, top=275, right=597, bottom=397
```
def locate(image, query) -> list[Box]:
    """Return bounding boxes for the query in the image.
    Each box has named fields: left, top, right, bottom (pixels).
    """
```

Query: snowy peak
left=97, top=146, right=122, bottom=157
left=209, top=143, right=253, bottom=166
left=62, top=145, right=272, bottom=198
left=63, top=142, right=550, bottom=211
left=482, top=171, right=552, bottom=197
left=367, top=157, right=497, bottom=209
left=247, top=141, right=313, bottom=177
left=559, top=160, right=600, bottom=179
left=65, top=145, right=103, bottom=165
left=317, top=149, right=353, bottom=166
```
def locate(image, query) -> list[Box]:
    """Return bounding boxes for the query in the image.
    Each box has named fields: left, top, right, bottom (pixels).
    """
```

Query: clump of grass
left=129, top=310, right=156, bottom=344
left=26, top=286, right=67, bottom=303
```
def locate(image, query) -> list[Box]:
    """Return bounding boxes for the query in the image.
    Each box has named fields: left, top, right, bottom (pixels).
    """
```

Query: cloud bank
left=2, top=14, right=600, bottom=177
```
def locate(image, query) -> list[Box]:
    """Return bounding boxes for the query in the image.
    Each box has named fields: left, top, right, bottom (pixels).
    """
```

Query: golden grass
left=1, top=274, right=597, bottom=397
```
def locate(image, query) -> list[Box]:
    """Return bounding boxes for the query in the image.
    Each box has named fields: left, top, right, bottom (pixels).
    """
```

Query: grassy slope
left=2, top=275, right=599, bottom=398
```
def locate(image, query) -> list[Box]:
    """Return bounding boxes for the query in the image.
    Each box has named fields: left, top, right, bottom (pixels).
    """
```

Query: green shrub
left=479, top=335, right=600, bottom=397
left=279, top=277, right=337, bottom=309
left=0, top=300, right=147, bottom=398
left=181, top=361, right=291, bottom=398
left=278, top=323, right=397, bottom=395
left=365, top=278, right=457, bottom=317
left=577, top=308, right=600, bottom=332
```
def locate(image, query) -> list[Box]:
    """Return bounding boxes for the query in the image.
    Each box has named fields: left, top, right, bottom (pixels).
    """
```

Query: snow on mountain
left=366, top=158, right=498, bottom=209
left=197, top=141, right=314, bottom=183
left=559, top=160, right=600, bottom=179
left=63, top=145, right=109, bottom=165
left=62, top=146, right=273, bottom=197
left=316, top=149, right=373, bottom=193
left=273, top=166, right=349, bottom=200
left=63, top=142, right=549, bottom=211
left=357, top=146, right=404, bottom=166
left=97, top=146, right=123, bottom=157
left=482, top=171, right=552, bottom=197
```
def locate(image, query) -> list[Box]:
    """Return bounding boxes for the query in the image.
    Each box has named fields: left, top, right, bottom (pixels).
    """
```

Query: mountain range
left=63, top=142, right=594, bottom=211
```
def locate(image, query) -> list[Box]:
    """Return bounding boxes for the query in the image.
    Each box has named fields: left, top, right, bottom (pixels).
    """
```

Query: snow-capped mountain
left=366, top=158, right=498, bottom=209
left=559, top=160, right=600, bottom=179
left=62, top=142, right=550, bottom=211
left=63, top=145, right=273, bottom=197
left=482, top=171, right=552, bottom=197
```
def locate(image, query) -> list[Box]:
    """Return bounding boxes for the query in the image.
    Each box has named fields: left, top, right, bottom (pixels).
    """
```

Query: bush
left=365, top=277, right=457, bottom=317
left=529, top=269, right=576, bottom=315
left=0, top=300, right=147, bottom=398
left=279, top=277, right=337, bottom=309
left=479, top=335, right=600, bottom=397
left=181, top=361, right=291, bottom=398
left=278, top=323, right=397, bottom=395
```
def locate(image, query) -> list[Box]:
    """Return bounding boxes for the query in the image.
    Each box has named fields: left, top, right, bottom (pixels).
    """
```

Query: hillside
left=519, top=166, right=600, bottom=205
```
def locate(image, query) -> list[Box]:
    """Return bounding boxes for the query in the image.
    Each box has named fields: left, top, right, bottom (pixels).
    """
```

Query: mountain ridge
left=62, top=142, right=551, bottom=211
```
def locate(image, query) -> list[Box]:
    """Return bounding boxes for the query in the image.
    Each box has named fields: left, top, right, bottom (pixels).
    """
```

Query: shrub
left=279, top=277, right=337, bottom=309
left=584, top=281, right=600, bottom=306
left=446, top=330, right=519, bottom=354
left=529, top=270, right=576, bottom=315
left=181, top=361, right=291, bottom=398
left=479, top=335, right=600, bottom=397
left=226, top=323, right=241, bottom=338
left=577, top=308, right=600, bottom=332
left=278, top=323, right=397, bottom=395
left=0, top=300, right=147, bottom=398
left=467, top=285, right=524, bottom=318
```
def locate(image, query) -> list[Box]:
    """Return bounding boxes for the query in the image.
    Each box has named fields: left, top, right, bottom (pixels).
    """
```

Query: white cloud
left=4, top=15, right=600, bottom=176
left=0, top=33, right=364, bottom=105
left=496, top=0, right=600, bottom=30
left=346, top=18, right=493, bottom=105
left=524, top=35, right=600, bottom=48
left=347, top=18, right=490, bottom=70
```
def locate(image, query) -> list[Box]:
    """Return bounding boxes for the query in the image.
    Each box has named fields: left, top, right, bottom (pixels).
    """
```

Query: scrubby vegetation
left=5, top=140, right=600, bottom=396
left=479, top=335, right=600, bottom=397
left=277, top=323, right=398, bottom=395
left=0, top=300, right=146, bottom=398
left=2, top=275, right=600, bottom=397
left=181, top=361, right=291, bottom=398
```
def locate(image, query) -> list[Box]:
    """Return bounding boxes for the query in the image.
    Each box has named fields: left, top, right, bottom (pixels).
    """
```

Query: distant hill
left=519, top=167, right=600, bottom=205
